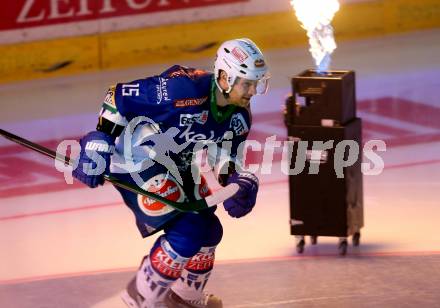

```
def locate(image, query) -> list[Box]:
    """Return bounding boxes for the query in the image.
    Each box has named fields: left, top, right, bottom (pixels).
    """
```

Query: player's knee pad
left=165, top=228, right=204, bottom=258
left=164, top=212, right=222, bottom=258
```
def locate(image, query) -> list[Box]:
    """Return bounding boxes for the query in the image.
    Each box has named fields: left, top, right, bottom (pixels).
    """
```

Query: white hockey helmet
left=214, top=38, right=269, bottom=95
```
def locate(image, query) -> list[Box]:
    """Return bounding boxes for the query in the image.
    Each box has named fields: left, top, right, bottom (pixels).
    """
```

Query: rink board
left=1, top=0, right=440, bottom=83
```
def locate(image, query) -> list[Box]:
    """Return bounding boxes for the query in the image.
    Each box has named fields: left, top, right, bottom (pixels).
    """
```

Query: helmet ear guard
left=217, top=69, right=234, bottom=94
left=214, top=38, right=270, bottom=95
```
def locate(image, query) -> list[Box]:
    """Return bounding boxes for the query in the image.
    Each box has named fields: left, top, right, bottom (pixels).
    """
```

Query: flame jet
left=291, top=0, right=340, bottom=73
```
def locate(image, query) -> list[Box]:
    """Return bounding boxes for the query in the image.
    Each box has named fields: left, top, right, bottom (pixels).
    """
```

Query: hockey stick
left=0, top=128, right=238, bottom=212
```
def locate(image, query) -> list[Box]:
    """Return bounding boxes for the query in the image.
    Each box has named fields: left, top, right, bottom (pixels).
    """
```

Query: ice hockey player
left=72, top=38, right=269, bottom=307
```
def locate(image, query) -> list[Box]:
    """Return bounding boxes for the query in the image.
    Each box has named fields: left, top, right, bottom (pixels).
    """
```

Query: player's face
left=227, top=77, right=258, bottom=108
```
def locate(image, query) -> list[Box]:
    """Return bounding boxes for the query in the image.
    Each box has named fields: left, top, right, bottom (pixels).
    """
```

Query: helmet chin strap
left=215, top=71, right=234, bottom=101
left=215, top=77, right=232, bottom=98
left=222, top=83, right=232, bottom=98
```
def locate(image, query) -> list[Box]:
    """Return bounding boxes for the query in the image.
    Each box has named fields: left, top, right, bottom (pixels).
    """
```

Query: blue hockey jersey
left=101, top=65, right=252, bottom=236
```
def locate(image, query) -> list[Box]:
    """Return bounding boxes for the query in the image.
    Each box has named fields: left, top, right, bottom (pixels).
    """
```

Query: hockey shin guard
left=137, top=236, right=190, bottom=305
left=171, top=246, right=216, bottom=301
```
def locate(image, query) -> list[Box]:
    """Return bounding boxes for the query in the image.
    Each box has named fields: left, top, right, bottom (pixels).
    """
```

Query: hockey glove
left=223, top=171, right=259, bottom=218
left=72, top=131, right=115, bottom=188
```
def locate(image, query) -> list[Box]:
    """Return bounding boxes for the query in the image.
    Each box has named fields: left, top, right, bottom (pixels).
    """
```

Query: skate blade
left=120, top=290, right=140, bottom=308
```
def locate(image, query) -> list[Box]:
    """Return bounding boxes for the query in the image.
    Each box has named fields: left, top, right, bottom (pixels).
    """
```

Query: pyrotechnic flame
left=290, top=0, right=340, bottom=73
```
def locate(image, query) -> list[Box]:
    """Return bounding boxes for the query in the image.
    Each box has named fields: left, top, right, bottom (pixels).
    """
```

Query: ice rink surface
left=1, top=29, right=440, bottom=307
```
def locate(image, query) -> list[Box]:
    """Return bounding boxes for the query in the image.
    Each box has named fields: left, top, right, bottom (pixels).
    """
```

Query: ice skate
left=121, top=276, right=168, bottom=308
left=121, top=276, right=146, bottom=308
left=164, top=289, right=222, bottom=308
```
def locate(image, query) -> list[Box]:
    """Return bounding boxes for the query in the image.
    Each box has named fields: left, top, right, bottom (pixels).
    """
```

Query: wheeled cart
left=285, top=70, right=364, bottom=255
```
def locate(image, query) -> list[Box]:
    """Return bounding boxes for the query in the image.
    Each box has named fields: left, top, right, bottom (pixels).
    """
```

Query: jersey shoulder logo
left=166, top=66, right=208, bottom=80
left=103, top=85, right=117, bottom=113
left=230, top=113, right=249, bottom=136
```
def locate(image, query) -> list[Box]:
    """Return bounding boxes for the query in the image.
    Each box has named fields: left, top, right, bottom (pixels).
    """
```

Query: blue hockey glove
left=223, top=171, right=259, bottom=218
left=72, top=131, right=115, bottom=188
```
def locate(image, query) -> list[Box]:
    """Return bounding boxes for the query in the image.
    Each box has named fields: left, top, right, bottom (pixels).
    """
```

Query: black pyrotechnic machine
left=284, top=69, right=364, bottom=239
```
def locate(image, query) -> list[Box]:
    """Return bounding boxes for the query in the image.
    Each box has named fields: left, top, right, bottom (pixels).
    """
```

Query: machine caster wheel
left=338, top=239, right=348, bottom=256
left=296, top=239, right=305, bottom=254
left=352, top=232, right=361, bottom=246
left=310, top=235, right=318, bottom=245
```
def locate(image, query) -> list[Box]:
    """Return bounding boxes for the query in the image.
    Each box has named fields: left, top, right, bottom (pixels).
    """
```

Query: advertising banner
left=0, top=0, right=247, bottom=31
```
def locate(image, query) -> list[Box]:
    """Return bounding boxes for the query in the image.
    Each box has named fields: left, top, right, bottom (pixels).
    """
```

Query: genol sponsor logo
left=174, top=97, right=208, bottom=107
